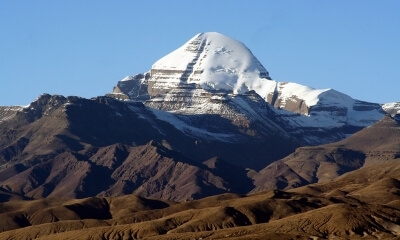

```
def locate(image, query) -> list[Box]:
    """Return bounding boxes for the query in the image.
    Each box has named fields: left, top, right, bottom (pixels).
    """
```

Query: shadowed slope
left=251, top=115, right=400, bottom=193
left=0, top=94, right=262, bottom=201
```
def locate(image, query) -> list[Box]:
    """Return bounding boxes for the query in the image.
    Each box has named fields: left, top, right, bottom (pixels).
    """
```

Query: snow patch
left=150, top=108, right=236, bottom=142
left=120, top=76, right=135, bottom=82
left=383, top=102, right=400, bottom=114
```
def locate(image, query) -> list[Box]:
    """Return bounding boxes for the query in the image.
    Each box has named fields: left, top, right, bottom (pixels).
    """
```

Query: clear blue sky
left=1, top=1, right=399, bottom=106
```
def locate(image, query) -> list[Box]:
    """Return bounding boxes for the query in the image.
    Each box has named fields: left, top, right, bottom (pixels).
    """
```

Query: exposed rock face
left=112, top=73, right=151, bottom=101
left=0, top=106, right=23, bottom=123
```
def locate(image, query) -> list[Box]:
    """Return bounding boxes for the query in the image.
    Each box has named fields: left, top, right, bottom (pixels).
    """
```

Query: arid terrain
left=0, top=158, right=399, bottom=239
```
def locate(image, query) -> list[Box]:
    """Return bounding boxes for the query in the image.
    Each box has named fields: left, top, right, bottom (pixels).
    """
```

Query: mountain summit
left=113, top=32, right=274, bottom=101
left=150, top=32, right=271, bottom=95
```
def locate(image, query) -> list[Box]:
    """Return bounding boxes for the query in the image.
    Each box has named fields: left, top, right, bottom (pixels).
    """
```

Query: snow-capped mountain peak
left=114, top=32, right=336, bottom=108
left=150, top=32, right=271, bottom=95
left=111, top=32, right=391, bottom=145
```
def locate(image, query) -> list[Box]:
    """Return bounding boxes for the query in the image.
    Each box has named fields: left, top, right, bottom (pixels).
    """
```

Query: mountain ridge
left=0, top=32, right=399, bottom=202
left=113, top=32, right=397, bottom=147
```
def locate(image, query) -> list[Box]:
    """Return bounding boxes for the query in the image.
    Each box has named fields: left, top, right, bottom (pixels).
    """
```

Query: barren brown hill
left=1, top=139, right=254, bottom=201
left=1, top=94, right=280, bottom=201
left=1, top=93, right=397, bottom=203
left=251, top=115, right=400, bottom=192
left=0, top=186, right=30, bottom=202
left=0, top=159, right=399, bottom=239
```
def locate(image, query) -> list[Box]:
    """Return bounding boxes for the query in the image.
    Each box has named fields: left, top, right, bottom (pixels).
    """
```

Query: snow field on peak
left=151, top=32, right=270, bottom=95
left=277, top=82, right=327, bottom=107
left=121, top=76, right=135, bottom=82
left=149, top=32, right=358, bottom=111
